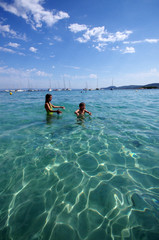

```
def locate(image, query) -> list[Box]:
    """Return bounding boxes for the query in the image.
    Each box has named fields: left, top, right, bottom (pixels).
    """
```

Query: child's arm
left=45, top=103, right=62, bottom=113
left=52, top=104, right=65, bottom=109
left=85, top=109, right=92, bottom=115
left=74, top=109, right=80, bottom=116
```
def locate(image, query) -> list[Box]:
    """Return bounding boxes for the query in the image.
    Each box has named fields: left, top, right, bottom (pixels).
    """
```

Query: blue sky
left=0, top=0, right=159, bottom=89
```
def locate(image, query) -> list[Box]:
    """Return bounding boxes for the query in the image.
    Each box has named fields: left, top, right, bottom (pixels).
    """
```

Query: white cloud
left=112, top=46, right=119, bottom=51
left=63, top=74, right=70, bottom=78
left=145, top=39, right=159, bottom=43
left=69, top=24, right=132, bottom=44
left=52, top=65, right=55, bottom=69
left=89, top=74, right=97, bottom=79
left=8, top=42, right=20, bottom=48
left=123, top=41, right=129, bottom=44
left=123, top=39, right=159, bottom=44
left=0, top=23, right=16, bottom=36
left=124, top=68, right=159, bottom=81
left=54, top=36, right=62, bottom=42
left=29, top=47, right=37, bottom=53
left=76, top=37, right=88, bottom=43
left=0, top=66, right=51, bottom=77
left=26, top=68, right=37, bottom=73
left=36, top=70, right=50, bottom=77
left=123, top=40, right=142, bottom=44
left=0, top=46, right=15, bottom=53
left=0, top=45, right=25, bottom=55
left=18, top=52, right=25, bottom=56
left=115, top=31, right=132, bottom=41
left=0, top=23, right=26, bottom=40
left=94, top=43, right=107, bottom=52
left=113, top=68, right=159, bottom=87
left=64, top=65, right=80, bottom=70
left=0, top=66, right=19, bottom=75
left=150, top=68, right=157, bottom=73
left=0, top=66, right=52, bottom=88
left=68, top=23, right=132, bottom=52
left=82, top=26, right=106, bottom=42
left=62, top=74, right=93, bottom=80
left=0, top=66, right=31, bottom=76
left=68, top=23, right=88, bottom=33
left=122, top=47, right=135, bottom=54
left=0, top=0, right=70, bottom=30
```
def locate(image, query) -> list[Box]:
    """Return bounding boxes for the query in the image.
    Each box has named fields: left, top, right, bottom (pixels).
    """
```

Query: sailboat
left=95, top=78, right=100, bottom=90
left=53, top=80, right=60, bottom=91
left=48, top=80, right=52, bottom=92
left=15, top=78, right=24, bottom=92
left=66, top=80, right=71, bottom=91
left=83, top=81, right=88, bottom=91
left=28, top=79, right=34, bottom=92
left=62, top=77, right=67, bottom=91
left=110, top=78, right=114, bottom=90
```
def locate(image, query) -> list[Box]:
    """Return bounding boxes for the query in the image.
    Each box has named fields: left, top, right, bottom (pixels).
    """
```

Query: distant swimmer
left=45, top=94, right=65, bottom=115
left=75, top=102, right=92, bottom=116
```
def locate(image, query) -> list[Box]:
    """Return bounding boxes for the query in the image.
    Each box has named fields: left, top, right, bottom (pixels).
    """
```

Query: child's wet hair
left=45, top=94, right=52, bottom=103
left=79, top=102, right=85, bottom=107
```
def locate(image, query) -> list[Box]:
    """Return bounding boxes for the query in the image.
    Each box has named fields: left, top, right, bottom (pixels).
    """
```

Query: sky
left=0, top=0, right=159, bottom=89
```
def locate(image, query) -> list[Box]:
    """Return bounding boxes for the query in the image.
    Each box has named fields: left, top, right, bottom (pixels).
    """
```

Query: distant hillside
left=142, top=83, right=159, bottom=89
left=118, top=85, right=142, bottom=89
left=102, top=83, right=159, bottom=90
left=104, top=86, right=117, bottom=90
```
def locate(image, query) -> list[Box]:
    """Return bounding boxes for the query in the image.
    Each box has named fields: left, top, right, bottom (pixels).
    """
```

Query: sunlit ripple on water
left=0, top=90, right=159, bottom=240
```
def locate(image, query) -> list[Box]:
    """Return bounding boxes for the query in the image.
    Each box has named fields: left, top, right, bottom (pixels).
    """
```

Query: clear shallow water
left=0, top=90, right=159, bottom=240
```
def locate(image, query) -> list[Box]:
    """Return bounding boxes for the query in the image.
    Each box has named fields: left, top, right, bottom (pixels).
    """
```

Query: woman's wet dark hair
left=45, top=94, right=52, bottom=103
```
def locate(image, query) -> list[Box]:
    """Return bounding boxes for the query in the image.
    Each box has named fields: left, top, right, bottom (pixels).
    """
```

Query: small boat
left=53, top=89, right=60, bottom=91
left=66, top=80, right=71, bottom=91
left=83, top=88, right=88, bottom=91
left=15, top=89, right=24, bottom=92
left=83, top=81, right=88, bottom=91
left=110, top=78, right=114, bottom=90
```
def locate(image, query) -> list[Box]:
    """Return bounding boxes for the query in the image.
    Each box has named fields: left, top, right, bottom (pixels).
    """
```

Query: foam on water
left=0, top=90, right=159, bottom=240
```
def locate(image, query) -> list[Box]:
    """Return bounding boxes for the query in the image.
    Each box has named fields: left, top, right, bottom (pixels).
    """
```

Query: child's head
left=45, top=94, right=52, bottom=103
left=79, top=102, right=85, bottom=110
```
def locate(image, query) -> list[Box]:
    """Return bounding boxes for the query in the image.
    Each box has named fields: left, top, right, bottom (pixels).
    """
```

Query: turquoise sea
left=0, top=90, right=159, bottom=240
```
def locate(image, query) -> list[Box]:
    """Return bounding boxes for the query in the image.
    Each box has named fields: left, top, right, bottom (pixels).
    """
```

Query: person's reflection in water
left=76, top=115, right=85, bottom=126
left=46, top=115, right=53, bottom=125
left=76, top=115, right=92, bottom=128
left=46, top=114, right=62, bottom=125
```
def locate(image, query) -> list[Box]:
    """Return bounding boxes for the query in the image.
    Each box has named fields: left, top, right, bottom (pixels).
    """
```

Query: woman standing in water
left=45, top=94, right=65, bottom=115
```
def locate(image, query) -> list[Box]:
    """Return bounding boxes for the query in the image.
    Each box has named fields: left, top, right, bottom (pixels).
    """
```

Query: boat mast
left=63, top=77, right=66, bottom=89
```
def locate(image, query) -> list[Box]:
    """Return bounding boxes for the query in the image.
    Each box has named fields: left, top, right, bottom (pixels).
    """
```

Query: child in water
left=45, top=94, right=65, bottom=115
left=75, top=102, right=92, bottom=116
